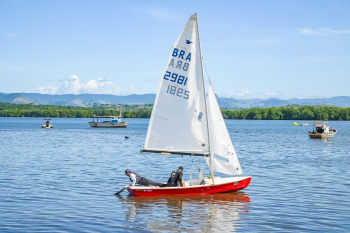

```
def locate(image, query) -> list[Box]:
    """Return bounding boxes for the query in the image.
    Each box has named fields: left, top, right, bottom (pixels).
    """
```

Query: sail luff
left=194, top=13, right=215, bottom=183
left=195, top=13, right=210, bottom=154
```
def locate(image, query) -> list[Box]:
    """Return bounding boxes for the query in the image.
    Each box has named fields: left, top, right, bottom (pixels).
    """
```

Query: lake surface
left=1, top=117, right=349, bottom=232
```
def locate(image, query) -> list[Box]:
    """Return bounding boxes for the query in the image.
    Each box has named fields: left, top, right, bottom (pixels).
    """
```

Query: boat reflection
left=117, top=191, right=250, bottom=232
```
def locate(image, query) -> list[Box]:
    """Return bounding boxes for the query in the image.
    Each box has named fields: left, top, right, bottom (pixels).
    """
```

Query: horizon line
left=0, top=92, right=349, bottom=101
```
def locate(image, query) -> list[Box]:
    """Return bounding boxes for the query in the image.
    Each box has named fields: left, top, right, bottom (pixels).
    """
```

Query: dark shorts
left=138, top=177, right=162, bottom=187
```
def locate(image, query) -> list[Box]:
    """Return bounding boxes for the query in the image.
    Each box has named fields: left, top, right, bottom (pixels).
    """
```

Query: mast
left=195, top=13, right=215, bottom=184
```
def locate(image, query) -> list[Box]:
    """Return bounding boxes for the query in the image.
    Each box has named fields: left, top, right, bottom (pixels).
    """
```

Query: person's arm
left=130, top=173, right=137, bottom=186
left=180, top=172, right=183, bottom=187
left=176, top=171, right=183, bottom=187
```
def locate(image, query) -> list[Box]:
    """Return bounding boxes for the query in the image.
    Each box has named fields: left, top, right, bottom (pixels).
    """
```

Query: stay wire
left=140, top=151, right=157, bottom=167
left=202, top=58, right=211, bottom=83
left=190, top=155, right=202, bottom=173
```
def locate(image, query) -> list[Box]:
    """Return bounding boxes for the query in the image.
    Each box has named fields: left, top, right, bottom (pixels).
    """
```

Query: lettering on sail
left=163, top=48, right=191, bottom=100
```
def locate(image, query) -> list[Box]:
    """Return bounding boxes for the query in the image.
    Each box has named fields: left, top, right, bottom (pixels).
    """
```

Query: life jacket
left=129, top=171, right=141, bottom=184
left=167, top=170, right=177, bottom=184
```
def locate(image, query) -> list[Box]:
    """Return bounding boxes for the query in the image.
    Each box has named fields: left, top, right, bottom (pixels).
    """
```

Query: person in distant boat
left=125, top=169, right=162, bottom=187
left=167, top=166, right=186, bottom=187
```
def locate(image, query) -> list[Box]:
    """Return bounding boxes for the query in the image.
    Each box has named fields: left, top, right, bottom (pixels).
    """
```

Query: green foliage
left=222, top=105, right=350, bottom=121
left=0, top=102, right=349, bottom=121
left=0, top=102, right=153, bottom=118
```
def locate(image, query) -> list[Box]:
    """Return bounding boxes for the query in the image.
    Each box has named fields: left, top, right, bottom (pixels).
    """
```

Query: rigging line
left=202, top=58, right=211, bottom=83
left=190, top=155, right=202, bottom=172
left=139, top=151, right=157, bottom=167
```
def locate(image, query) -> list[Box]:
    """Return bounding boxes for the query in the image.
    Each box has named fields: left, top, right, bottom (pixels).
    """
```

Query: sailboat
left=126, top=13, right=251, bottom=196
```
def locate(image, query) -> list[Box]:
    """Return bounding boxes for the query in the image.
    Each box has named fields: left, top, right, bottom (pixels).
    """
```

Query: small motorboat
left=42, top=118, right=53, bottom=128
left=308, top=121, right=336, bottom=139
left=88, top=112, right=128, bottom=128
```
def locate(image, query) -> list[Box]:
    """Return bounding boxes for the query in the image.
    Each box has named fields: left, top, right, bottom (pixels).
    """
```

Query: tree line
left=221, top=105, right=350, bottom=121
left=1, top=102, right=350, bottom=121
left=0, top=103, right=153, bottom=118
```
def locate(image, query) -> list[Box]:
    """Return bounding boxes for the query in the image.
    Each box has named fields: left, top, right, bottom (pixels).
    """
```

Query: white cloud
left=225, top=89, right=250, bottom=98
left=297, top=28, right=350, bottom=36
left=57, top=75, right=82, bottom=94
left=81, top=78, right=124, bottom=95
left=36, top=85, right=58, bottom=95
left=37, top=75, right=134, bottom=95
left=223, top=89, right=289, bottom=99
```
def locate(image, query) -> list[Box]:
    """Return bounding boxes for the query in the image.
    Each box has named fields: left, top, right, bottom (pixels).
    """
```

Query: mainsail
left=142, top=13, right=243, bottom=176
left=143, top=14, right=209, bottom=156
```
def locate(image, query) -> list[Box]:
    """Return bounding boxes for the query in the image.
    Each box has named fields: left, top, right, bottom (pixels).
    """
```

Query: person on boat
left=167, top=166, right=186, bottom=187
left=125, top=169, right=162, bottom=187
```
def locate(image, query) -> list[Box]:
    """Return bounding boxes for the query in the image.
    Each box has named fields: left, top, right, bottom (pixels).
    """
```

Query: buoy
left=293, top=122, right=298, bottom=126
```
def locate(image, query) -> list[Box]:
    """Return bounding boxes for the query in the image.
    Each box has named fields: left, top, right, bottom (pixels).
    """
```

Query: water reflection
left=117, top=192, right=250, bottom=232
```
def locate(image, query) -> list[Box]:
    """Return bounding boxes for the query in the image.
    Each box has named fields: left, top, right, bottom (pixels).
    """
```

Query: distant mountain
left=0, top=93, right=156, bottom=106
left=1, top=92, right=350, bottom=108
left=218, top=96, right=350, bottom=108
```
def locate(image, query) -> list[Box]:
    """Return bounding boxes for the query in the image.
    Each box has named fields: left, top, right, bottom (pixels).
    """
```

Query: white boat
left=42, top=118, right=53, bottom=128
left=308, top=121, right=336, bottom=139
left=126, top=13, right=251, bottom=196
left=88, top=112, right=128, bottom=128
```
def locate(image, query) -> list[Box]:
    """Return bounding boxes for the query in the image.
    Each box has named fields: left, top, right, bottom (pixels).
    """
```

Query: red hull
left=126, top=176, right=251, bottom=196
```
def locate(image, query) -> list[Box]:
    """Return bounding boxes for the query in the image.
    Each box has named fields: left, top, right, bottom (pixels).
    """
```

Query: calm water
left=1, top=117, right=349, bottom=232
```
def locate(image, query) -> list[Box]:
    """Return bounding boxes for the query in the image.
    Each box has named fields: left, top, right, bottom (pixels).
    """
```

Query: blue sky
left=1, top=0, right=349, bottom=99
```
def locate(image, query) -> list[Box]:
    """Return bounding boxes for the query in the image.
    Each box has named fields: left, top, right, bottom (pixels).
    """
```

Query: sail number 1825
left=166, top=85, right=189, bottom=100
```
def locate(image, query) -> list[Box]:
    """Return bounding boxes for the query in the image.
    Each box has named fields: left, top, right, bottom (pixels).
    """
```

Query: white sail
left=205, top=82, right=243, bottom=175
left=143, top=13, right=243, bottom=176
left=143, top=14, right=209, bottom=155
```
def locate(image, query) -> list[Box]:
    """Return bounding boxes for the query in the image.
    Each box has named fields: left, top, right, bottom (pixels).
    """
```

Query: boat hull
left=308, top=131, right=335, bottom=139
left=88, top=121, right=128, bottom=128
left=126, top=176, right=251, bottom=196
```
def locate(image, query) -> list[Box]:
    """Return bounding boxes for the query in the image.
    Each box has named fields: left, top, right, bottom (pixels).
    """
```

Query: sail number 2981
left=166, top=85, right=189, bottom=100
left=163, top=71, right=188, bottom=85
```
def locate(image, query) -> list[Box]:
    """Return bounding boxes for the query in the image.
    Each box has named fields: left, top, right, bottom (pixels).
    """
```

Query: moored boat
left=88, top=112, right=128, bottom=128
left=308, top=121, right=336, bottom=139
left=125, top=13, right=251, bottom=196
